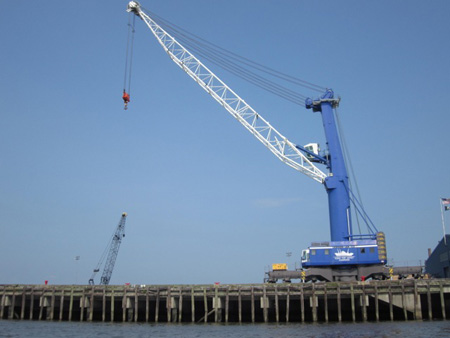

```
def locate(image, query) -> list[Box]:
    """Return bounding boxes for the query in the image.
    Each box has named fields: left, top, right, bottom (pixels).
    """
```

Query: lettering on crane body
left=334, top=248, right=355, bottom=262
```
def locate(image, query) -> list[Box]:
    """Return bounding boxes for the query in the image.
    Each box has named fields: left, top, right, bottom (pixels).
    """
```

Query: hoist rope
left=147, top=9, right=326, bottom=92
left=142, top=7, right=326, bottom=106
left=178, top=39, right=309, bottom=104
left=123, top=13, right=136, bottom=94
left=151, top=12, right=324, bottom=92
left=162, top=22, right=307, bottom=104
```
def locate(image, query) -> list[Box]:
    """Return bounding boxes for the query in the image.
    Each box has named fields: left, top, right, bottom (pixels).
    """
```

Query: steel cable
left=142, top=7, right=326, bottom=105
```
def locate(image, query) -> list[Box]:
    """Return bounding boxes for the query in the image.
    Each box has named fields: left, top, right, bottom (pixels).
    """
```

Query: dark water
left=1, top=320, right=450, bottom=337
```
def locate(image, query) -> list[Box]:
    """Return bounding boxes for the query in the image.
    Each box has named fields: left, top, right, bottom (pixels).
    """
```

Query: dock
left=1, top=280, right=449, bottom=323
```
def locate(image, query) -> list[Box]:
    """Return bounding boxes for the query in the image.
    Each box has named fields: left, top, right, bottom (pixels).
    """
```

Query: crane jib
left=126, top=1, right=327, bottom=184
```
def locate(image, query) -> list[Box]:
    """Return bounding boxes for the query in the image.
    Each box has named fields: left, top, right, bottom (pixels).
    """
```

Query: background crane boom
left=89, top=212, right=128, bottom=285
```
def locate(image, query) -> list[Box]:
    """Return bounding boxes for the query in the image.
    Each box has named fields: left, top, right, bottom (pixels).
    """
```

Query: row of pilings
left=1, top=280, right=450, bottom=323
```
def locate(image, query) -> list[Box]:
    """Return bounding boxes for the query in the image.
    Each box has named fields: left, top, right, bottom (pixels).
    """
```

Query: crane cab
left=304, top=143, right=321, bottom=162
left=302, top=240, right=384, bottom=268
left=301, top=249, right=310, bottom=264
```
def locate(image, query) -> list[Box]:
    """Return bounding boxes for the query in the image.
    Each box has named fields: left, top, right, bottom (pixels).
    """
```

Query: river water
left=1, top=320, right=450, bottom=337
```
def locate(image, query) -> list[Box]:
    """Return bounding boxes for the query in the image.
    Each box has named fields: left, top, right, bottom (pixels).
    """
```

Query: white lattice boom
left=127, top=1, right=327, bottom=183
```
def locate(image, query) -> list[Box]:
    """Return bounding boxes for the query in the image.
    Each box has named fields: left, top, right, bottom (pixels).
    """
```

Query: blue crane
left=126, top=2, right=387, bottom=282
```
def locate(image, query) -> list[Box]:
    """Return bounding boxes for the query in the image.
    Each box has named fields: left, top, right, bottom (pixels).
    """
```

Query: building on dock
left=425, top=235, right=450, bottom=278
left=1, top=280, right=450, bottom=323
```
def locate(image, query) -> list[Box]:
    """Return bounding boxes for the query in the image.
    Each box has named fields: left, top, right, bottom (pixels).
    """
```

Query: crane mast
left=306, top=92, right=351, bottom=242
left=89, top=212, right=127, bottom=285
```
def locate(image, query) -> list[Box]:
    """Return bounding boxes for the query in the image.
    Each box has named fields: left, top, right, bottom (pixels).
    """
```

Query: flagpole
left=441, top=198, right=447, bottom=246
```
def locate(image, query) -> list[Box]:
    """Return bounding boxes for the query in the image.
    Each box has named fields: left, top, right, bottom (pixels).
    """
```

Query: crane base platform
left=266, top=265, right=390, bottom=283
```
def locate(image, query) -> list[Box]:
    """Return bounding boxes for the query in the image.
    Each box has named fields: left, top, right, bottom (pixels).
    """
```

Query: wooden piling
left=155, top=288, right=159, bottom=323
left=68, top=288, right=73, bottom=322
left=350, top=284, right=355, bottom=323
left=121, top=290, right=126, bottom=323
left=388, top=284, right=393, bottom=321
left=263, top=285, right=268, bottom=323
left=374, top=284, right=379, bottom=322
left=39, top=290, right=44, bottom=321
left=31, top=288, right=36, bottom=320
left=9, top=290, right=16, bottom=320
left=238, top=287, right=242, bottom=324
left=337, top=284, right=342, bottom=322
left=145, top=288, right=149, bottom=323
left=300, top=284, right=305, bottom=323
left=89, top=288, right=94, bottom=322
left=401, top=283, right=407, bottom=321
left=167, top=287, right=172, bottom=323
left=179, top=289, right=183, bottom=323
left=225, top=287, right=229, bottom=323
left=50, top=288, right=55, bottom=321
left=312, top=283, right=317, bottom=323
left=286, top=286, right=290, bottom=323
left=191, top=288, right=195, bottom=323
left=83, top=290, right=89, bottom=322
left=214, top=286, right=218, bottom=323
left=110, top=290, right=115, bottom=323
left=59, top=290, right=65, bottom=321
left=440, top=281, right=446, bottom=320
left=81, top=289, right=86, bottom=322
left=427, top=282, right=432, bottom=320
left=0, top=292, right=4, bottom=319
left=102, top=288, right=106, bottom=322
left=251, top=286, right=255, bottom=323
left=203, top=288, right=208, bottom=323
left=21, top=288, right=26, bottom=320
left=362, top=283, right=367, bottom=322
left=414, top=280, right=421, bottom=320
left=134, top=288, right=139, bottom=323
left=324, top=284, right=328, bottom=323
left=275, top=286, right=279, bottom=323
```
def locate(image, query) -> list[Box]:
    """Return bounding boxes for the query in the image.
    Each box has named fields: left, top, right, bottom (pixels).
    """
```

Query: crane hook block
left=122, top=90, right=130, bottom=110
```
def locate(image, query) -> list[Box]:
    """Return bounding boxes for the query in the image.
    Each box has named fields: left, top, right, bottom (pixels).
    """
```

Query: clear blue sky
left=1, top=0, right=449, bottom=285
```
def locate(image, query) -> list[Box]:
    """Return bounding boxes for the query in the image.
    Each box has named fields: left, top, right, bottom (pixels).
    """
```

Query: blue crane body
left=283, top=90, right=388, bottom=281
